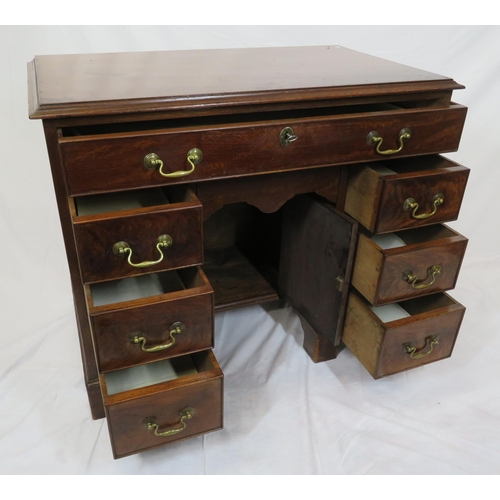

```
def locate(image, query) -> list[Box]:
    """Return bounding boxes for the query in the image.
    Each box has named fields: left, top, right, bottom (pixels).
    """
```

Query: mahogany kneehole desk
left=28, top=46, right=469, bottom=459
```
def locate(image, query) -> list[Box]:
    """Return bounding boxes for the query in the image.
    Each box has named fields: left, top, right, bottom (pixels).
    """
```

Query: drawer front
left=342, top=292, right=465, bottom=379
left=74, top=202, right=203, bottom=284
left=352, top=227, right=468, bottom=305
left=103, top=351, right=223, bottom=459
left=376, top=165, right=469, bottom=233
left=87, top=266, right=213, bottom=372
left=345, top=156, right=470, bottom=233
left=60, top=103, right=467, bottom=196
left=91, top=291, right=213, bottom=373
left=376, top=304, right=464, bottom=378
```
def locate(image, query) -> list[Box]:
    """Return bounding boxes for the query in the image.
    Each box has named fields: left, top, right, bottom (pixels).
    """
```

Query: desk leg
left=299, top=313, right=345, bottom=362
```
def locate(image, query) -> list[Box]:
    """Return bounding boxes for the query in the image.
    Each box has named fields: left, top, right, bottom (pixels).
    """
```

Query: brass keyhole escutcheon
left=279, top=127, right=298, bottom=147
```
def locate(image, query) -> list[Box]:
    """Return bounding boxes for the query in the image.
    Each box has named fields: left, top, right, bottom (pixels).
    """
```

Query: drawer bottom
left=342, top=292, right=465, bottom=379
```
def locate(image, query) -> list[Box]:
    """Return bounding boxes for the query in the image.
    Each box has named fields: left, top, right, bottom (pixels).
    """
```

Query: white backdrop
left=1, top=25, right=500, bottom=477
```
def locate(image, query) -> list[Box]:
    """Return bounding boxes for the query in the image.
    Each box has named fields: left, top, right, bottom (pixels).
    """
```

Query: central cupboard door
left=279, top=195, right=358, bottom=350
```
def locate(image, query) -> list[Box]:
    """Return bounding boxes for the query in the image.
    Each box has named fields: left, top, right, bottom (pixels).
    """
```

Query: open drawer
left=71, top=186, right=203, bottom=283
left=59, top=100, right=467, bottom=196
left=344, top=156, right=469, bottom=234
left=352, top=224, right=468, bottom=305
left=85, top=267, right=214, bottom=372
left=342, top=291, right=465, bottom=379
left=100, top=350, right=223, bottom=459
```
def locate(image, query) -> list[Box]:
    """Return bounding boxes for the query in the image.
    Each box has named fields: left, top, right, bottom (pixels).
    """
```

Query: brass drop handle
left=404, top=193, right=444, bottom=219
left=113, top=234, right=173, bottom=268
left=131, top=322, right=185, bottom=352
left=144, top=148, right=203, bottom=178
left=144, top=408, right=195, bottom=437
left=404, top=335, right=439, bottom=359
left=367, top=128, right=411, bottom=155
left=402, top=265, right=441, bottom=289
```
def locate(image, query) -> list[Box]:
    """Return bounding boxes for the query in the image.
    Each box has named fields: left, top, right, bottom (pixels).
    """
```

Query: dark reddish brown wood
left=335, top=165, right=350, bottom=213
left=41, top=122, right=104, bottom=419
left=28, top=46, right=463, bottom=120
left=203, top=247, right=279, bottom=311
left=89, top=268, right=214, bottom=373
left=279, top=195, right=358, bottom=347
left=59, top=103, right=467, bottom=196
left=300, top=313, right=345, bottom=363
left=87, top=380, right=105, bottom=420
left=103, top=351, right=223, bottom=459
left=28, top=47, right=470, bottom=455
left=196, top=167, right=340, bottom=220
left=73, top=192, right=203, bottom=284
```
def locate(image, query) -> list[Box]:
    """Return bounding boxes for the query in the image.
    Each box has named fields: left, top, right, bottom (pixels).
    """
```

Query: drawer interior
left=75, top=188, right=170, bottom=216
left=104, top=355, right=198, bottom=396
left=73, top=185, right=196, bottom=216
left=369, top=293, right=458, bottom=324
left=372, top=155, right=462, bottom=176
left=101, top=350, right=219, bottom=398
left=369, top=225, right=461, bottom=249
left=87, top=267, right=204, bottom=308
left=60, top=99, right=455, bottom=137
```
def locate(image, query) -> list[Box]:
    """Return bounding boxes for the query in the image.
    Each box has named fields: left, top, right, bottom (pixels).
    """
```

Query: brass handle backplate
left=367, top=128, right=411, bottom=155
left=131, top=322, right=185, bottom=352
left=144, top=148, right=203, bottom=178
left=279, top=127, right=298, bottom=147
left=402, top=265, right=441, bottom=289
left=404, top=335, right=439, bottom=359
left=113, top=234, right=173, bottom=268
left=144, top=408, right=195, bottom=437
left=404, top=193, right=444, bottom=219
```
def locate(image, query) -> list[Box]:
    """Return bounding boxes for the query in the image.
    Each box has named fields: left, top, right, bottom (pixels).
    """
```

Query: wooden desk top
left=28, top=45, right=463, bottom=119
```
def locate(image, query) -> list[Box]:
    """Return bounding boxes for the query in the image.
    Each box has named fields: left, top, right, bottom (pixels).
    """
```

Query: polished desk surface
left=28, top=45, right=463, bottom=119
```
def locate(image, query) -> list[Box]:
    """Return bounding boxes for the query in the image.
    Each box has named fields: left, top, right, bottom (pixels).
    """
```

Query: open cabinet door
left=279, top=195, right=358, bottom=362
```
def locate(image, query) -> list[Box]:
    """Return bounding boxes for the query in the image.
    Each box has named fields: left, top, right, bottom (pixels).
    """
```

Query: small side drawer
left=344, top=156, right=469, bottom=234
left=85, top=267, right=213, bottom=372
left=352, top=225, right=468, bottom=306
left=71, top=186, right=203, bottom=284
left=342, top=291, right=465, bottom=379
left=101, top=350, right=223, bottom=459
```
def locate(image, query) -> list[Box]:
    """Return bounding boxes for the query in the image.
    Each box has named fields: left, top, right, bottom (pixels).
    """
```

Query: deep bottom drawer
left=101, top=350, right=223, bottom=459
left=342, top=291, right=465, bottom=379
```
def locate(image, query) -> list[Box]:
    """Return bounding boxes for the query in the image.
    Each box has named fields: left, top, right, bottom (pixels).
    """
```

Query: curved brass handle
left=404, top=335, right=439, bottom=359
left=112, top=234, right=173, bottom=268
left=144, top=148, right=203, bottom=178
left=404, top=193, right=444, bottom=219
left=402, top=265, right=441, bottom=289
left=144, top=408, right=195, bottom=437
left=131, top=322, right=185, bottom=352
left=367, top=128, right=411, bottom=155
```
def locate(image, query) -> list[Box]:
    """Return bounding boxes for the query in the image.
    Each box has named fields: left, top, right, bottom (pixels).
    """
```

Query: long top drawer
left=59, top=101, right=467, bottom=196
